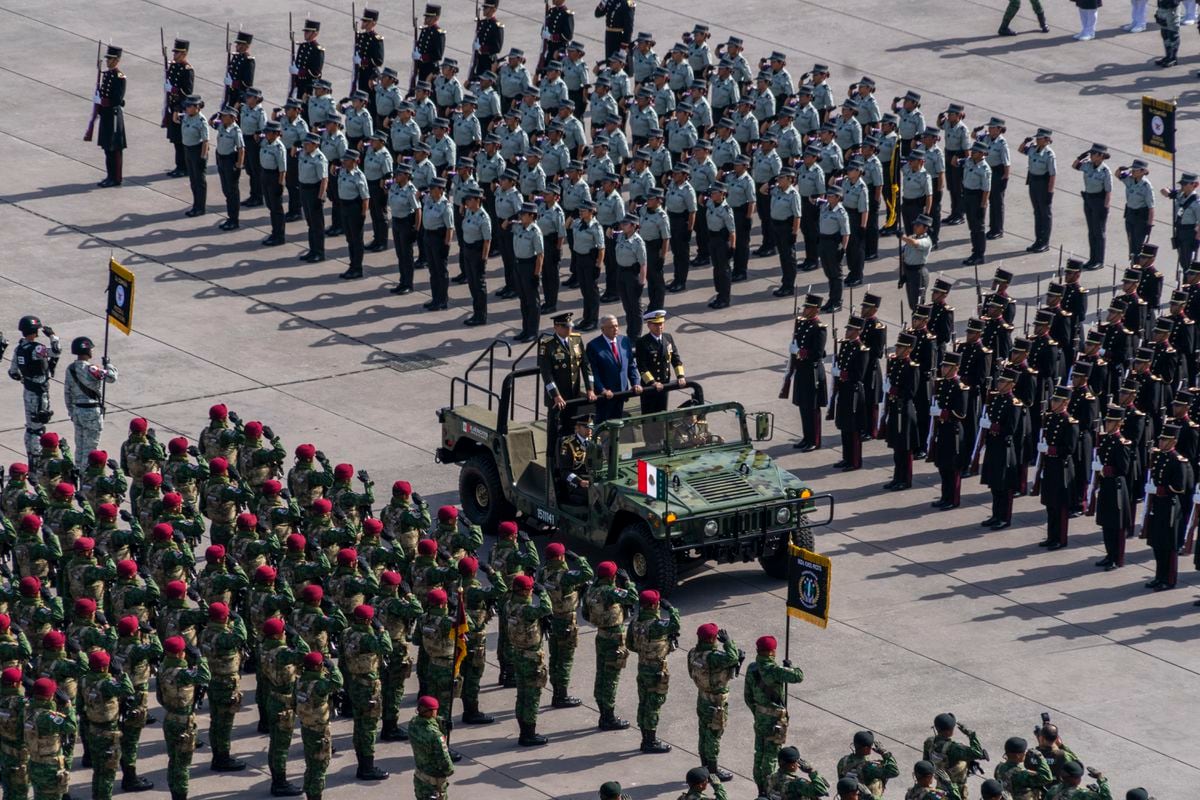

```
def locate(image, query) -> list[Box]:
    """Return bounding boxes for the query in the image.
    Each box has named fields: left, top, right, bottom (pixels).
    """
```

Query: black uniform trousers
left=818, top=234, right=843, bottom=305
left=945, top=152, right=965, bottom=220
left=514, top=257, right=540, bottom=337
left=694, top=196, right=710, bottom=261
left=300, top=183, right=325, bottom=258
left=732, top=205, right=752, bottom=277
left=1028, top=174, right=1052, bottom=246
left=368, top=178, right=388, bottom=247
left=603, top=227, right=620, bottom=294
left=244, top=137, right=262, bottom=203
left=326, top=171, right=343, bottom=235
left=498, top=223, right=515, bottom=290
left=216, top=153, right=241, bottom=224
left=800, top=197, right=820, bottom=266
left=340, top=201, right=366, bottom=272
left=756, top=184, right=775, bottom=251
left=573, top=250, right=601, bottom=325
left=901, top=197, right=927, bottom=235
left=462, top=241, right=488, bottom=321
left=987, top=170, right=1007, bottom=236
left=929, top=186, right=943, bottom=246
left=184, top=144, right=207, bottom=213
left=261, top=168, right=285, bottom=241
left=618, top=269, right=644, bottom=338
left=964, top=188, right=986, bottom=259
left=392, top=215, right=418, bottom=289
left=865, top=190, right=881, bottom=259
left=1082, top=191, right=1108, bottom=265
left=285, top=155, right=302, bottom=216
left=710, top=233, right=732, bottom=303
left=668, top=211, right=692, bottom=286
left=773, top=218, right=798, bottom=291
left=846, top=216, right=866, bottom=283
left=644, top=239, right=667, bottom=311
left=542, top=234, right=561, bottom=309
left=424, top=228, right=451, bottom=305
left=1124, top=207, right=1150, bottom=261
left=903, top=265, right=928, bottom=319
left=1176, top=222, right=1198, bottom=274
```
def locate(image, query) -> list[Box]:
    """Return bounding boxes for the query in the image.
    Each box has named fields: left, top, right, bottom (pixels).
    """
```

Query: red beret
left=417, top=539, right=437, bottom=556
left=236, top=512, right=257, bottom=530
left=286, top=533, right=307, bottom=551
left=1, top=668, right=22, bottom=686
left=117, top=560, right=137, bottom=578
left=8, top=463, right=28, bottom=476
left=152, top=523, right=174, bottom=541
left=427, top=588, right=448, bottom=605
left=209, top=457, right=228, bottom=474
left=117, top=616, right=139, bottom=636
left=88, top=449, right=108, bottom=466
left=498, top=520, right=518, bottom=538
left=437, top=505, right=458, bottom=523
left=254, top=565, right=277, bottom=582
left=261, top=479, right=282, bottom=495
left=18, top=576, right=40, bottom=596
left=756, top=635, right=778, bottom=653
left=546, top=542, right=565, bottom=558
left=42, top=631, right=65, bottom=650
left=74, top=598, right=96, bottom=614
left=380, top=570, right=401, bottom=586
left=311, top=498, right=332, bottom=514
left=262, top=618, right=285, bottom=637
left=363, top=518, right=383, bottom=535
left=163, top=492, right=182, bottom=509
left=142, top=472, right=163, bottom=488
left=97, top=503, right=119, bottom=520
left=55, top=482, right=75, bottom=497
left=244, top=421, right=264, bottom=438
left=165, top=580, right=187, bottom=599
left=73, top=537, right=94, bottom=553
left=168, top=437, right=189, bottom=455
left=639, top=589, right=660, bottom=606
left=418, top=695, right=439, bottom=711
left=697, top=623, right=719, bottom=641
left=300, top=585, right=324, bottom=603
left=295, top=443, right=316, bottom=460
left=393, top=480, right=412, bottom=495
left=129, top=418, right=148, bottom=433
left=458, top=556, right=479, bottom=576
left=0, top=615, right=10, bottom=631
left=337, top=547, right=358, bottom=565
left=164, top=636, right=186, bottom=654
left=40, top=432, right=60, bottom=448
left=205, top=544, right=226, bottom=561
left=513, top=574, right=534, bottom=591
left=89, top=651, right=111, bottom=670
left=334, top=463, right=354, bottom=480
left=596, top=561, right=617, bottom=578
left=303, top=651, right=324, bottom=669
left=209, top=403, right=229, bottom=420
left=353, top=604, right=374, bottom=621
left=19, top=514, right=41, bottom=532
left=209, top=602, right=230, bottom=622
left=32, top=677, right=56, bottom=698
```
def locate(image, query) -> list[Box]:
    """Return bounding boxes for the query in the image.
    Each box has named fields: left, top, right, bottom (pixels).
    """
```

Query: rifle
left=84, top=40, right=102, bottom=141
left=972, top=259, right=982, bottom=312
left=925, top=398, right=938, bottom=459
left=1056, top=244, right=1064, bottom=282
left=535, top=0, right=552, bottom=78
left=1085, top=453, right=1101, bottom=515
left=878, top=364, right=891, bottom=432
left=159, top=28, right=171, bottom=128
left=289, top=13, right=298, bottom=98
left=1137, top=468, right=1153, bottom=538
left=826, top=334, right=840, bottom=421
left=408, top=0, right=419, bottom=96
left=468, top=0, right=481, bottom=80
left=969, top=405, right=989, bottom=473
left=223, top=23, right=232, bottom=101
left=779, top=290, right=802, bottom=399
left=1030, top=430, right=1047, bottom=496
left=350, top=3, right=360, bottom=96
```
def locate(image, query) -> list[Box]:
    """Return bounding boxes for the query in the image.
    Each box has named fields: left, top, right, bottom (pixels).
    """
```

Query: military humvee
left=435, top=341, right=834, bottom=592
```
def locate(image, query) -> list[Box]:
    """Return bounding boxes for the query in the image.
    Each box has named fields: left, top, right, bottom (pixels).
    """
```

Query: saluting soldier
left=909, top=306, right=939, bottom=458
left=900, top=214, right=934, bottom=312
left=291, top=20, right=325, bottom=113
left=922, top=713, right=987, bottom=800
left=297, top=132, right=328, bottom=263
left=1018, top=127, right=1056, bottom=253
left=336, top=150, right=370, bottom=281
left=883, top=333, right=921, bottom=491
left=178, top=95, right=210, bottom=218
left=158, top=636, right=209, bottom=800
left=239, top=89, right=266, bottom=208
left=164, top=39, right=195, bottom=178
left=1037, top=386, right=1079, bottom=549
left=214, top=107, right=245, bottom=231
left=1116, top=159, right=1155, bottom=260
left=538, top=542, right=592, bottom=709
left=627, top=590, right=679, bottom=755
left=686, top=624, right=741, bottom=783
left=837, top=731, right=900, bottom=799
left=931, top=352, right=969, bottom=509
left=704, top=182, right=736, bottom=308
left=1072, top=143, right=1113, bottom=270
left=744, top=635, right=803, bottom=797
left=960, top=141, right=992, bottom=266
left=833, top=317, right=872, bottom=472
left=95, top=46, right=127, bottom=188
left=980, top=370, right=1025, bottom=530
left=1168, top=173, right=1200, bottom=273
left=414, top=5, right=447, bottom=85
left=584, top=561, right=637, bottom=733
left=818, top=186, right=851, bottom=311
left=789, top=294, right=829, bottom=452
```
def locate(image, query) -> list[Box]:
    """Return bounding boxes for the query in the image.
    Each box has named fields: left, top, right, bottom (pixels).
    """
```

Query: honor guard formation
left=12, top=0, right=1195, bottom=797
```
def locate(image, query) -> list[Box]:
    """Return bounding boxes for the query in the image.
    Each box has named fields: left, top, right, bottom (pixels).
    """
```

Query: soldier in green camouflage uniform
left=41, top=483, right=93, bottom=555
left=163, top=438, right=208, bottom=509
left=78, top=451, right=126, bottom=511
left=59, top=536, right=114, bottom=615
left=327, top=464, right=374, bottom=529
left=409, top=696, right=453, bottom=800
left=410, top=539, right=456, bottom=694
left=0, top=667, right=29, bottom=800
left=278, top=533, right=330, bottom=592
left=303, top=499, right=336, bottom=558
left=0, top=615, right=31, bottom=673
left=1045, top=762, right=1110, bottom=800
left=994, top=736, right=1053, bottom=800
left=432, top=506, right=482, bottom=563
left=585, top=561, right=637, bottom=731
left=12, top=514, right=61, bottom=584
left=229, top=512, right=279, bottom=577
left=257, top=618, right=304, bottom=796
left=110, top=560, right=159, bottom=628
left=133, top=474, right=164, bottom=533
left=32, top=631, right=84, bottom=764
left=120, top=418, right=163, bottom=486
left=200, top=457, right=249, bottom=549
left=416, top=587, right=461, bottom=760
left=199, top=602, right=248, bottom=772
left=680, top=766, right=728, bottom=800
left=904, top=761, right=961, bottom=800
left=33, top=438, right=72, bottom=496
left=837, top=731, right=900, bottom=799
left=686, top=623, right=741, bottom=782
left=113, top=616, right=161, bottom=791
left=145, top=523, right=194, bottom=593
left=197, top=404, right=239, bottom=465
left=152, top=492, right=205, bottom=550
left=234, top=421, right=286, bottom=494
left=744, top=635, right=804, bottom=795
left=290, top=585, right=347, bottom=657
left=923, top=713, right=987, bottom=800
left=91, top=505, right=143, bottom=565
left=506, top=574, right=552, bottom=746
left=157, top=636, right=209, bottom=800
left=246, top=565, right=294, bottom=684
left=340, top=604, right=392, bottom=780
left=457, top=557, right=504, bottom=726
left=12, top=577, right=62, bottom=661
left=156, top=581, right=206, bottom=649
left=358, top=519, right=404, bottom=577
left=537, top=542, right=591, bottom=708
left=1034, top=722, right=1081, bottom=792
left=378, top=480, right=430, bottom=559
left=372, top=570, right=422, bottom=741
left=328, top=548, right=381, bottom=617
left=80, top=650, right=134, bottom=800
left=25, top=677, right=76, bottom=800
left=767, top=746, right=830, bottom=799
left=195, top=544, right=249, bottom=610
left=296, top=650, right=342, bottom=800
left=1, top=464, right=47, bottom=528
left=286, top=444, right=334, bottom=508
left=488, top=521, right=538, bottom=687
left=254, top=480, right=300, bottom=540
left=627, top=589, right=680, bottom=754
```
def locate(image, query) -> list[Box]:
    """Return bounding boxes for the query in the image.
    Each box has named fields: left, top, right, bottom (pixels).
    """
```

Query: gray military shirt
left=796, top=163, right=826, bottom=199
left=1121, top=175, right=1156, bottom=209
left=770, top=186, right=801, bottom=220
left=614, top=232, right=648, bottom=267
left=903, top=234, right=933, bottom=266
left=259, top=138, right=287, bottom=172
left=962, top=158, right=992, bottom=191
left=1026, top=145, right=1056, bottom=177
left=639, top=205, right=671, bottom=242
left=387, top=182, right=419, bottom=218
left=596, top=189, right=627, bottom=227
left=511, top=222, right=545, bottom=258
left=336, top=167, right=370, bottom=201
left=181, top=113, right=210, bottom=147
left=461, top=208, right=493, bottom=243
left=705, top=200, right=735, bottom=234
left=572, top=218, right=604, bottom=253
left=818, top=203, right=850, bottom=235
left=1081, top=161, right=1112, bottom=194
left=298, top=148, right=329, bottom=184
left=216, top=122, right=244, bottom=156
left=665, top=181, right=698, bottom=214
left=901, top=165, right=932, bottom=199
left=363, top=146, right=394, bottom=181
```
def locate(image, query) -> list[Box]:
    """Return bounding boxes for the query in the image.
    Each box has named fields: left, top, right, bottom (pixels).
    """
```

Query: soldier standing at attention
left=884, top=332, right=921, bottom=491
left=1092, top=406, right=1132, bottom=570
left=112, top=617, right=160, bottom=792
left=223, top=32, right=255, bottom=110
left=410, top=696, right=454, bottom=800
left=258, top=120, right=288, bottom=246
left=257, top=618, right=304, bottom=796
left=744, top=634, right=804, bottom=797
left=81, top=650, right=134, bottom=800
left=456, top=557, right=502, bottom=727
left=505, top=574, right=552, bottom=746
left=296, top=651, right=342, bottom=800
left=214, top=107, right=245, bottom=231
left=538, top=543, right=592, bottom=708
left=199, top=602, right=247, bottom=772
left=585, top=561, right=637, bottom=732
left=540, top=312, right=595, bottom=430
left=291, top=20, right=325, bottom=117
left=981, top=370, right=1024, bottom=530
left=789, top=294, right=829, bottom=452
left=960, top=142, right=992, bottom=266
left=930, top=352, right=969, bottom=509
left=512, top=203, right=547, bottom=343
left=341, top=604, right=391, bottom=780
left=635, top=310, right=685, bottom=417
left=0, top=667, right=28, bottom=800
left=415, top=5, right=447, bottom=85
left=1016, top=128, right=1056, bottom=253
left=8, top=316, right=61, bottom=466
left=833, top=317, right=872, bottom=472
left=422, top=177, right=454, bottom=311
left=158, top=636, right=209, bottom=800
left=471, top=1, right=504, bottom=82
left=686, top=624, right=741, bottom=783
left=95, top=45, right=127, bottom=188
left=26, top=677, right=75, bottom=800
left=1144, top=423, right=1186, bottom=590
left=337, top=150, right=371, bottom=280
left=64, top=336, right=117, bottom=471
left=459, top=186, right=492, bottom=324
left=353, top=9, right=384, bottom=101
left=417, top=588, right=462, bottom=761
left=627, top=590, right=679, bottom=755
left=178, top=95, right=210, bottom=218
left=164, top=39, right=194, bottom=178
left=238, top=88, right=266, bottom=209
left=923, top=713, right=988, bottom=800
left=1039, top=386, right=1080, bottom=550
left=595, top=0, right=635, bottom=61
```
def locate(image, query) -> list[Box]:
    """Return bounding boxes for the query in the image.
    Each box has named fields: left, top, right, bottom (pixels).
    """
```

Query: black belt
left=772, top=217, right=796, bottom=224
left=261, top=167, right=281, bottom=174
left=75, top=402, right=101, bottom=408
left=515, top=256, right=535, bottom=263
left=903, top=262, right=928, bottom=269
left=819, top=233, right=841, bottom=240
left=463, top=241, right=484, bottom=249
left=964, top=187, right=983, bottom=193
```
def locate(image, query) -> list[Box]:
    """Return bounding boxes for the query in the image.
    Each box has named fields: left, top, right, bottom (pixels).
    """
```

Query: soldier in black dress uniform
left=1164, top=289, right=1196, bottom=387
left=908, top=306, right=937, bottom=458
left=832, top=317, right=871, bottom=471
left=1134, top=243, right=1165, bottom=334
left=1168, top=392, right=1199, bottom=553
left=1099, top=299, right=1134, bottom=397
left=1143, top=423, right=1188, bottom=591
left=1026, top=318, right=1060, bottom=460
left=1183, top=263, right=1200, bottom=322
left=980, top=267, right=1016, bottom=324
left=1148, top=317, right=1180, bottom=390
left=1060, top=259, right=1089, bottom=355
left=96, top=45, right=127, bottom=188
left=930, top=352, right=968, bottom=509
left=594, top=0, right=635, bottom=61
left=883, top=333, right=920, bottom=490
left=957, top=318, right=993, bottom=474
left=1067, top=363, right=1097, bottom=516
left=635, top=310, right=685, bottom=416
left=1037, top=385, right=1078, bottom=549
left=788, top=294, right=828, bottom=452
left=1043, top=282, right=1075, bottom=372
left=1003, top=338, right=1037, bottom=494
left=1092, top=405, right=1131, bottom=569
left=859, top=293, right=886, bottom=438
left=1115, top=268, right=1148, bottom=348
left=1131, top=347, right=1167, bottom=439
left=164, top=38, right=195, bottom=178
left=540, top=0, right=575, bottom=78
left=981, top=297, right=1014, bottom=374
left=355, top=8, right=385, bottom=106
left=1077, top=329, right=1111, bottom=412
left=223, top=31, right=256, bottom=109
left=292, top=19, right=325, bottom=112
left=414, top=5, right=447, bottom=85
left=980, top=369, right=1024, bottom=530
left=1118, top=378, right=1152, bottom=512
left=539, top=312, right=595, bottom=434
left=471, top=0, right=505, bottom=81
left=928, top=277, right=956, bottom=358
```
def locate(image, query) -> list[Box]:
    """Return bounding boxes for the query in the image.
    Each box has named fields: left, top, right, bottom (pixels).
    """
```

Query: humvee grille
left=686, top=473, right=761, bottom=503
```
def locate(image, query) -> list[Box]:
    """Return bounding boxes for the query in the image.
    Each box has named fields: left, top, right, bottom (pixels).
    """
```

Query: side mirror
left=753, top=412, right=774, bottom=441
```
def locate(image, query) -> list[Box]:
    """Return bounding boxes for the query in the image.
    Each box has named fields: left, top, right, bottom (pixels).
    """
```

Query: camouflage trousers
left=87, top=725, right=121, bottom=800
left=1001, top=0, right=1043, bottom=26
left=513, top=649, right=547, bottom=725
left=427, top=664, right=456, bottom=735
left=119, top=687, right=149, bottom=766
left=414, top=774, right=449, bottom=800
left=347, top=675, right=382, bottom=759
left=264, top=695, right=295, bottom=776
left=547, top=616, right=578, bottom=693
left=28, top=761, right=67, bottom=800
left=1159, top=5, right=1181, bottom=56
left=695, top=690, right=729, bottom=765
left=163, top=714, right=198, bottom=796
left=751, top=710, right=789, bottom=790
left=635, top=665, right=668, bottom=731
left=496, top=608, right=512, bottom=676
left=592, top=631, right=628, bottom=715
left=71, top=409, right=103, bottom=472
left=300, top=726, right=331, bottom=797
left=460, top=644, right=485, bottom=709
left=21, top=388, right=50, bottom=463
left=381, top=646, right=412, bottom=727
left=208, top=676, right=242, bottom=756
left=0, top=745, right=30, bottom=800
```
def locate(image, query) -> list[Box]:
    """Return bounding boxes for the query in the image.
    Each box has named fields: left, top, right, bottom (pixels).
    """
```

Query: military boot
left=1037, top=12, right=1049, bottom=31
left=639, top=728, right=671, bottom=753
left=461, top=702, right=495, bottom=725
left=380, top=719, right=409, bottom=741
left=120, top=764, right=153, bottom=791
left=269, top=771, right=304, bottom=797
left=355, top=756, right=389, bottom=781
left=708, top=762, right=734, bottom=782
left=211, top=752, right=247, bottom=772
left=551, top=687, right=582, bottom=708
left=517, top=720, right=548, bottom=747
left=598, top=708, right=630, bottom=731
left=171, top=793, right=187, bottom=800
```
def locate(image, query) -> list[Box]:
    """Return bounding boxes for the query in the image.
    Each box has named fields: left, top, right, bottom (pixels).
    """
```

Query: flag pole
left=101, top=253, right=113, bottom=416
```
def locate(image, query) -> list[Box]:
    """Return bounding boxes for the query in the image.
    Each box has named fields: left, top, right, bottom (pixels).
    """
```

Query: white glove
left=224, top=74, right=233, bottom=86
left=472, top=38, right=481, bottom=51
left=353, top=54, right=362, bottom=66
left=930, top=402, right=940, bottom=414
left=1037, top=441, right=1049, bottom=454
left=93, top=93, right=102, bottom=104
left=1091, top=457, right=1102, bottom=472
left=788, top=341, right=799, bottom=355
left=164, top=81, right=174, bottom=92
left=980, top=418, right=991, bottom=430
left=412, top=48, right=422, bottom=61
left=542, top=26, right=552, bottom=40
left=831, top=366, right=841, bottom=378
left=289, top=63, right=300, bottom=75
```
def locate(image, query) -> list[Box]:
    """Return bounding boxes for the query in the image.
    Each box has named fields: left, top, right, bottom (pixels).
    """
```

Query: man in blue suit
left=586, top=313, right=643, bottom=423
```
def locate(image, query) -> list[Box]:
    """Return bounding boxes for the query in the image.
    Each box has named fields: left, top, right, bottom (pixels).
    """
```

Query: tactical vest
left=410, top=559, right=442, bottom=602
left=147, top=546, right=186, bottom=591
left=13, top=600, right=52, bottom=649
left=996, top=762, right=1034, bottom=800
left=288, top=467, right=325, bottom=507
left=505, top=602, right=542, bottom=650
left=83, top=677, right=120, bottom=724
left=121, top=438, right=155, bottom=481
left=204, top=481, right=238, bottom=526
left=342, top=628, right=380, bottom=676
left=543, top=566, right=582, bottom=617
left=745, top=662, right=785, bottom=707
left=381, top=503, right=423, bottom=557
left=93, top=525, right=131, bottom=563
left=25, top=707, right=66, bottom=761
left=585, top=586, right=623, bottom=628
left=37, top=655, right=77, bottom=700
left=14, top=340, right=48, bottom=386
left=159, top=606, right=199, bottom=647
left=260, top=644, right=298, bottom=693
left=2, top=485, right=39, bottom=526
left=419, top=615, right=454, bottom=659
left=199, top=425, right=238, bottom=464
left=164, top=461, right=200, bottom=506
left=157, top=663, right=194, bottom=713
left=628, top=618, right=669, bottom=666
left=295, top=673, right=331, bottom=728
left=291, top=608, right=329, bottom=654
left=114, top=640, right=152, bottom=686
left=465, top=595, right=491, bottom=638
left=928, top=738, right=969, bottom=787
left=329, top=573, right=366, bottom=615
left=14, top=538, right=49, bottom=579
left=66, top=560, right=104, bottom=605
left=688, top=647, right=733, bottom=695
left=238, top=444, right=275, bottom=488
left=0, top=693, right=24, bottom=744
left=43, top=505, right=83, bottom=552
left=196, top=570, right=235, bottom=607
left=248, top=589, right=282, bottom=638
left=839, top=755, right=885, bottom=799
left=488, top=540, right=518, bottom=579
left=111, top=581, right=149, bottom=625
left=35, top=454, right=66, bottom=495
left=230, top=532, right=268, bottom=573
left=0, top=635, right=21, bottom=669
left=136, top=492, right=162, bottom=532
left=78, top=472, right=103, bottom=506
left=379, top=598, right=413, bottom=643
left=200, top=625, right=242, bottom=678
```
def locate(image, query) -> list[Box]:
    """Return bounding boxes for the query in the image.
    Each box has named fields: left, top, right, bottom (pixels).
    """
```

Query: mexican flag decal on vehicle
left=637, top=460, right=666, bottom=501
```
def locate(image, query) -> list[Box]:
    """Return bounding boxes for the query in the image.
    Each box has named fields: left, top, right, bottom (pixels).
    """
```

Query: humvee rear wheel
left=459, top=454, right=514, bottom=536
left=617, top=522, right=677, bottom=594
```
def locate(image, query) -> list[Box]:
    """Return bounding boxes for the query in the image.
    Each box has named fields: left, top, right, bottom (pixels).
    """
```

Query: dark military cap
left=812, top=63, right=830, bottom=74
left=433, top=116, right=450, bottom=128
left=676, top=101, right=694, bottom=113
left=942, top=351, right=961, bottom=366
left=412, top=141, right=431, bottom=152
left=737, top=95, right=753, bottom=105
left=733, top=155, right=751, bottom=166
left=777, top=105, right=796, bottom=117
left=922, top=126, right=941, bottom=139
left=998, top=369, right=1018, bottom=384
left=648, top=127, right=664, bottom=137
left=183, top=94, right=203, bottom=107
left=880, top=113, right=898, bottom=125
left=769, top=50, right=787, bottom=62
left=1140, top=242, right=1159, bottom=257
left=914, top=213, right=932, bottom=227
left=350, top=90, right=369, bottom=101
left=381, top=65, right=399, bottom=79
left=462, top=93, right=477, bottom=104
left=648, top=187, right=665, bottom=198
left=567, top=40, right=585, bottom=52
left=672, top=163, right=691, bottom=174
left=1012, top=337, right=1030, bottom=352
left=637, top=86, right=655, bottom=99
left=725, top=35, right=743, bottom=46
left=620, top=213, right=639, bottom=226
left=522, top=86, right=540, bottom=97
left=610, top=50, right=628, bottom=61
left=933, top=712, right=956, bottom=730
left=424, top=4, right=441, bottom=15
left=1034, top=127, right=1053, bottom=139
left=218, top=106, right=238, bottom=117
left=1107, top=298, right=1127, bottom=314
left=858, top=75, right=876, bottom=88
left=796, top=84, right=815, bottom=96
left=1124, top=791, right=1150, bottom=800
left=777, top=167, right=796, bottom=178
left=778, top=746, right=801, bottom=763
left=804, top=293, right=823, bottom=308
left=463, top=186, right=484, bottom=199
left=987, top=116, right=1006, bottom=128
left=342, top=149, right=360, bottom=160
left=1047, top=281, right=1063, bottom=296
left=602, top=171, right=621, bottom=183
left=263, top=120, right=282, bottom=133
left=837, top=777, right=862, bottom=795
left=825, top=184, right=844, bottom=197
left=518, top=202, right=538, bottom=216
left=717, top=58, right=733, bottom=69
left=755, top=71, right=772, bottom=82
left=479, top=70, right=497, bottom=81
left=429, top=176, right=446, bottom=188
left=853, top=731, right=875, bottom=748
left=439, top=58, right=459, bottom=72
left=993, top=267, right=1013, bottom=283
left=1130, top=158, right=1148, bottom=170
left=303, top=132, right=322, bottom=144
left=526, top=146, right=543, bottom=157
left=105, top=45, right=123, bottom=59
left=685, top=767, right=709, bottom=786
left=932, top=277, right=952, bottom=293
left=914, top=304, right=931, bottom=319
left=914, top=761, right=935, bottom=778
left=415, top=80, right=432, bottom=91
left=1071, top=362, right=1092, bottom=379
left=568, top=159, right=585, bottom=170
left=694, top=138, right=712, bottom=150
left=970, top=141, right=989, bottom=154
left=1172, top=289, right=1189, bottom=304
left=500, top=168, right=518, bottom=181
left=1122, top=268, right=1141, bottom=282
left=1154, top=317, right=1174, bottom=334
left=862, top=135, right=880, bottom=148
left=504, top=108, right=520, bottom=119
left=599, top=782, right=623, bottom=800
left=846, top=316, right=865, bottom=329
left=896, top=332, right=915, bottom=348
left=580, top=200, right=597, bottom=211
left=945, top=102, right=964, bottom=114
left=846, top=158, right=865, bottom=171
left=862, top=292, right=881, bottom=308
left=1105, top=404, right=1125, bottom=423
left=543, top=184, right=560, bottom=195
left=313, top=79, right=333, bottom=90
left=819, top=122, right=836, bottom=133
left=1088, top=142, right=1109, bottom=156
left=234, top=32, right=253, bottom=45
left=710, top=181, right=727, bottom=193
left=303, top=19, right=321, bottom=31
left=455, top=157, right=474, bottom=169
left=653, top=67, right=670, bottom=78
left=908, top=147, right=927, bottom=160
left=1062, top=761, right=1086, bottom=778
left=483, top=133, right=501, bottom=144
left=1119, top=378, right=1139, bottom=394
left=1134, top=347, right=1154, bottom=362
left=966, top=318, right=984, bottom=332
left=1065, top=257, right=1085, bottom=272
left=803, top=145, right=821, bottom=157
left=760, top=132, right=777, bottom=143
left=361, top=7, right=380, bottom=20
left=593, top=133, right=611, bottom=146
left=393, top=162, right=412, bottom=174
left=324, top=112, right=343, bottom=124
left=172, top=38, right=190, bottom=52
left=398, top=100, right=414, bottom=111
left=245, top=87, right=264, bottom=99
left=547, top=120, right=565, bottom=133
left=551, top=312, right=574, bottom=326
left=842, top=99, right=860, bottom=111
left=594, top=76, right=611, bottom=87
left=903, top=90, right=921, bottom=103
left=981, top=779, right=1004, bottom=800
left=1174, top=390, right=1192, bottom=405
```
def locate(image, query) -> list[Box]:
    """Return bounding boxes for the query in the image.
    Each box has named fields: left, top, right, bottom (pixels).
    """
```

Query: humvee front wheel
left=459, top=454, right=514, bottom=536
left=617, top=522, right=677, bottom=594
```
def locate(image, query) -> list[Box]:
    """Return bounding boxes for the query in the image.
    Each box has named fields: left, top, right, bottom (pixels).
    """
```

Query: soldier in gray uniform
left=1017, top=127, right=1056, bottom=253
left=796, top=148, right=827, bottom=272
left=363, top=133, right=394, bottom=251
left=179, top=95, right=210, bottom=217
left=894, top=90, right=925, bottom=157
left=64, top=337, right=117, bottom=470
left=538, top=188, right=568, bottom=313
left=460, top=187, right=492, bottom=325
left=688, top=140, right=718, bottom=269
left=810, top=63, right=835, bottom=122
left=298, top=132, right=329, bottom=262
left=240, top=89, right=267, bottom=208
left=818, top=187, right=851, bottom=312
left=215, top=108, right=245, bottom=230
left=1117, top=159, right=1155, bottom=261
left=900, top=215, right=934, bottom=312
left=320, top=115, right=348, bottom=236
left=572, top=201, right=605, bottom=330
left=1072, top=142, right=1113, bottom=269
left=939, top=103, right=970, bottom=224
left=752, top=135, right=782, bottom=257
left=770, top=168, right=802, bottom=298
left=1166, top=172, right=1200, bottom=272
left=596, top=172, right=628, bottom=301
left=704, top=183, right=736, bottom=309
left=961, top=142, right=992, bottom=266
left=665, top=165, right=698, bottom=292
left=980, top=116, right=1010, bottom=239
left=639, top=188, right=671, bottom=311
left=920, top=126, right=946, bottom=247
left=899, top=147, right=933, bottom=235
left=512, top=203, right=546, bottom=343
left=725, top=155, right=756, bottom=282
left=423, top=177, right=455, bottom=310
left=388, top=163, right=420, bottom=294
left=614, top=215, right=648, bottom=337
left=8, top=316, right=59, bottom=464
left=860, top=136, right=884, bottom=260
left=793, top=87, right=823, bottom=139
left=834, top=100, right=863, bottom=155
left=711, top=60, right=739, bottom=123
left=258, top=120, right=288, bottom=247
left=494, top=169, right=524, bottom=298
left=842, top=159, right=870, bottom=287
left=336, top=150, right=371, bottom=280
left=279, top=99, right=309, bottom=221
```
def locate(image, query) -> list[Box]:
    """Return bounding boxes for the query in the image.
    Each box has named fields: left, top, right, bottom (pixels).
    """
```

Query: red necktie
left=611, top=340, right=619, bottom=362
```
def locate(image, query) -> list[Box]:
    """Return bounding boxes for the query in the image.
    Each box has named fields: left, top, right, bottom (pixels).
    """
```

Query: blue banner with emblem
left=786, top=543, right=830, bottom=629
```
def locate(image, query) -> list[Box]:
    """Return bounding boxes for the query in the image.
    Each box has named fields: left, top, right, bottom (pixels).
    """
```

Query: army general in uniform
left=636, top=310, right=685, bottom=417
left=540, top=313, right=596, bottom=433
